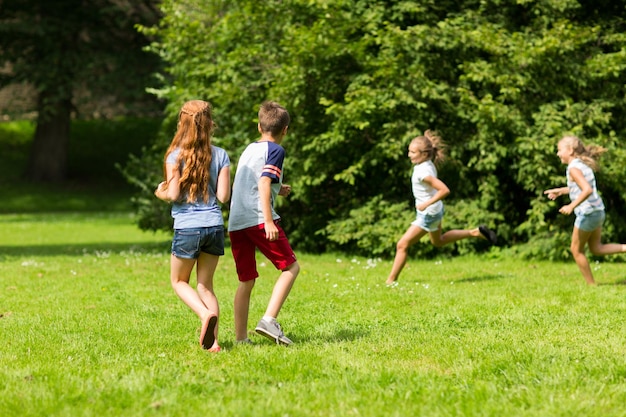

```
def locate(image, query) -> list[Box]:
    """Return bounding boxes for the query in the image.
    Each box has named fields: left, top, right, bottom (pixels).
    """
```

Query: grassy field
left=2, top=119, right=625, bottom=416
left=1, top=211, right=626, bottom=417
left=0, top=119, right=161, bottom=213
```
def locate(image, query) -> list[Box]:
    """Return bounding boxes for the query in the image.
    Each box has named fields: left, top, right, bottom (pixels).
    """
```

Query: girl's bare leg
left=429, top=226, right=482, bottom=247
left=570, top=227, right=596, bottom=285
left=386, top=225, right=427, bottom=284
left=587, top=227, right=626, bottom=256
left=170, top=254, right=214, bottom=319
left=196, top=252, right=220, bottom=349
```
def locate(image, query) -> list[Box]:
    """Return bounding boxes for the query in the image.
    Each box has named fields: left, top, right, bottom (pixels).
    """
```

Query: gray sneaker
left=255, top=319, right=293, bottom=346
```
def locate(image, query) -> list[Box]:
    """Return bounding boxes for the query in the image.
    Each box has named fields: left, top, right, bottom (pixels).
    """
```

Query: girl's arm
left=559, top=167, right=591, bottom=215
left=154, top=163, right=181, bottom=202
left=416, top=176, right=450, bottom=212
left=215, top=166, right=231, bottom=204
left=543, top=186, right=568, bottom=201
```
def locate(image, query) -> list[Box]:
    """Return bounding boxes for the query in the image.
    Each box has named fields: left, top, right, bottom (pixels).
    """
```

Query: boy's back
left=228, top=140, right=286, bottom=232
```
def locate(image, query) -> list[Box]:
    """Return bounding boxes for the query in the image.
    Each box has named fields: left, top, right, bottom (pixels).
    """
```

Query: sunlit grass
left=1, top=212, right=625, bottom=416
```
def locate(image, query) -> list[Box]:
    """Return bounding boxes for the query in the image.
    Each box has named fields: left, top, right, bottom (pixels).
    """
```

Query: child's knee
left=286, top=261, right=300, bottom=277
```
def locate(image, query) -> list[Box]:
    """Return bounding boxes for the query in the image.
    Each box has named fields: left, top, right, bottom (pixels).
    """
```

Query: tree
left=126, top=0, right=626, bottom=259
left=0, top=0, right=162, bottom=182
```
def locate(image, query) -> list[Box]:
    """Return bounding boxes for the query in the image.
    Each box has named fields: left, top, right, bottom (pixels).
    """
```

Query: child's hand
left=416, top=203, right=428, bottom=212
left=279, top=184, right=292, bottom=197
left=154, top=182, right=166, bottom=197
left=264, top=221, right=279, bottom=241
left=544, top=189, right=560, bottom=200
left=559, top=204, right=574, bottom=215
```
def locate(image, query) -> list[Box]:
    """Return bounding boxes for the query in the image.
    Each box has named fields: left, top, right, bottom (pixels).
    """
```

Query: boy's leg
left=264, top=261, right=299, bottom=318
left=255, top=262, right=298, bottom=346
left=230, top=228, right=259, bottom=341
left=252, top=223, right=298, bottom=345
left=234, top=280, right=255, bottom=341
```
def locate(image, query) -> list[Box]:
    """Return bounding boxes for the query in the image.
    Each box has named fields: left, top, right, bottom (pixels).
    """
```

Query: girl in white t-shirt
left=544, top=135, right=626, bottom=285
left=385, top=130, right=497, bottom=285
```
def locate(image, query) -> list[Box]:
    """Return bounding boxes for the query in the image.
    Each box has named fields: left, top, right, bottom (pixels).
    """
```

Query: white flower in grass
left=364, top=258, right=379, bottom=269
left=336, top=259, right=342, bottom=263
left=333, top=284, right=338, bottom=288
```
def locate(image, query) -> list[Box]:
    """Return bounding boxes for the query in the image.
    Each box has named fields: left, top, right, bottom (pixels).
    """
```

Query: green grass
left=1, top=119, right=625, bottom=415
left=1, top=212, right=626, bottom=416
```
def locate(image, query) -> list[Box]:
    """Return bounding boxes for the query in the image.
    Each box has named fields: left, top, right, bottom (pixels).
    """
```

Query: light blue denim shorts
left=171, top=226, right=225, bottom=259
left=411, top=208, right=444, bottom=232
left=574, top=210, right=605, bottom=232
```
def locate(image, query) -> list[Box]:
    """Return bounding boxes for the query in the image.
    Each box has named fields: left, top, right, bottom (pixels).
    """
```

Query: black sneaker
left=479, top=225, right=497, bottom=245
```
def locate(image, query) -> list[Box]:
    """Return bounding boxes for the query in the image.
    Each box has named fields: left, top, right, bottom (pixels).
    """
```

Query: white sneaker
left=255, top=319, right=293, bottom=346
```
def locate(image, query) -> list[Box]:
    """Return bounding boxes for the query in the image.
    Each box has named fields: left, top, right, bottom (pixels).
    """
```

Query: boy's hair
left=258, top=101, right=290, bottom=137
left=560, top=135, right=606, bottom=172
left=410, top=129, right=446, bottom=165
left=163, top=100, right=214, bottom=203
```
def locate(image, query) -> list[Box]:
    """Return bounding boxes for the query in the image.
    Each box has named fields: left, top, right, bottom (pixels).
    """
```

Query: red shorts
left=229, top=222, right=297, bottom=282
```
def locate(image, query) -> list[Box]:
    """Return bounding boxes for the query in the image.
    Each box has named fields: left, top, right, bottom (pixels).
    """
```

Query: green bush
left=127, top=0, right=626, bottom=260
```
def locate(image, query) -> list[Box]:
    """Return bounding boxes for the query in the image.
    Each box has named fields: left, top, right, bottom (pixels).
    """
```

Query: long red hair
left=163, top=100, right=214, bottom=203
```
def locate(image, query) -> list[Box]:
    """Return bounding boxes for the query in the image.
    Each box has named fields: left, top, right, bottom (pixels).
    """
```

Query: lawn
left=1, top=211, right=625, bottom=417
left=2, top=118, right=625, bottom=416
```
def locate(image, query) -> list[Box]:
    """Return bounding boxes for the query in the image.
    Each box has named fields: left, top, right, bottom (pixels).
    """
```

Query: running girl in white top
left=385, top=130, right=497, bottom=285
left=544, top=135, right=626, bottom=285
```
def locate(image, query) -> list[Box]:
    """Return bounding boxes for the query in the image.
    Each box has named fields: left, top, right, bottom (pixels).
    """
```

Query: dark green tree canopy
left=125, top=0, right=626, bottom=259
left=0, top=0, right=162, bottom=181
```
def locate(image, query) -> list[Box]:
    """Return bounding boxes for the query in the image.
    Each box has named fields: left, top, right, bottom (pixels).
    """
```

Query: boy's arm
left=258, top=176, right=279, bottom=241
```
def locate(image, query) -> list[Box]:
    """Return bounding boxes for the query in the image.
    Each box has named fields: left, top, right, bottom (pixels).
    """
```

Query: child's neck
left=259, top=133, right=282, bottom=143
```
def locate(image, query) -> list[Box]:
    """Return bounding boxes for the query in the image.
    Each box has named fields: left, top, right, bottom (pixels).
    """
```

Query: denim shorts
left=574, top=210, right=605, bottom=232
left=411, top=208, right=444, bottom=232
left=171, top=226, right=225, bottom=259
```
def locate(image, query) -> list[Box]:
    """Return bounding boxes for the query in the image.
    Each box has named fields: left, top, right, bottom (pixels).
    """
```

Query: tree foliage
left=125, top=0, right=626, bottom=259
left=0, top=0, right=162, bottom=181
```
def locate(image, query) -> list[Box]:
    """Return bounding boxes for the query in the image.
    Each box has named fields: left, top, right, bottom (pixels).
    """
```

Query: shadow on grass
left=454, top=274, right=513, bottom=283
left=599, top=279, right=626, bottom=286
left=0, top=242, right=170, bottom=258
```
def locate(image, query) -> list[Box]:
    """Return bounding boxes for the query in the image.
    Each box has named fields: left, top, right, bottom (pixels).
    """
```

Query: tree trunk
left=26, top=91, right=72, bottom=182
